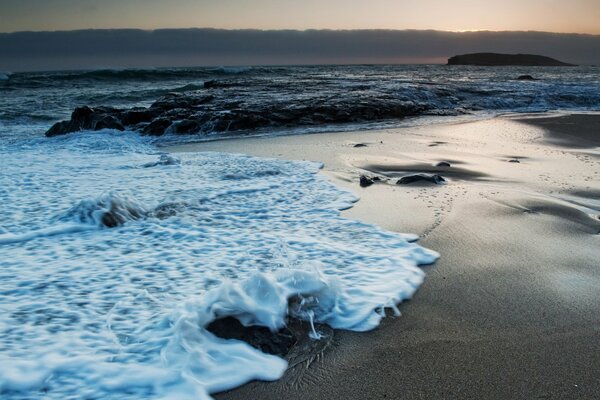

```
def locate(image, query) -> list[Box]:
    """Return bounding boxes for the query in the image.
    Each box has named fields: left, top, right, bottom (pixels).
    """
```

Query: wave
left=0, top=133, right=437, bottom=399
left=54, top=68, right=208, bottom=82
left=210, top=66, right=253, bottom=74
left=0, top=223, right=97, bottom=246
left=4, top=66, right=274, bottom=86
left=4, top=65, right=600, bottom=144
left=57, top=192, right=148, bottom=228
left=0, top=193, right=148, bottom=246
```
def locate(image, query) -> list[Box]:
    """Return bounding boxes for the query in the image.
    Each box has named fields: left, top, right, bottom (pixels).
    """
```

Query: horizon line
left=1, top=27, right=599, bottom=36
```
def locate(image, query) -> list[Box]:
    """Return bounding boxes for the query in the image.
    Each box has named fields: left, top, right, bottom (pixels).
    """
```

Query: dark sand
left=518, top=114, right=600, bottom=148
left=168, top=114, right=600, bottom=399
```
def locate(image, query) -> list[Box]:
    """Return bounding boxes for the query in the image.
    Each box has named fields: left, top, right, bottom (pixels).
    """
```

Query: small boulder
left=517, top=75, right=536, bottom=81
left=397, top=174, right=446, bottom=185
left=360, top=175, right=374, bottom=187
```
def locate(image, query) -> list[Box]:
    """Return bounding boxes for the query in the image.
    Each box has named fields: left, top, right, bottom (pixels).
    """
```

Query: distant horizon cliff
left=1, top=28, right=599, bottom=72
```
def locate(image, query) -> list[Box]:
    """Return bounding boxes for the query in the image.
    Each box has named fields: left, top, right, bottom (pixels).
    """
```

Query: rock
left=151, top=201, right=187, bottom=220
left=45, top=121, right=71, bottom=137
left=397, top=174, right=446, bottom=185
left=207, top=317, right=296, bottom=357
left=120, top=108, right=157, bottom=125
left=435, top=161, right=451, bottom=167
left=360, top=175, right=374, bottom=187
left=142, top=118, right=172, bottom=136
left=95, top=115, right=124, bottom=131
left=447, top=53, right=576, bottom=66
left=143, top=154, right=181, bottom=168
left=508, top=159, right=521, bottom=163
left=172, top=119, right=201, bottom=134
left=353, top=143, right=368, bottom=148
left=71, top=106, right=95, bottom=125
left=227, top=114, right=270, bottom=131
left=45, top=87, right=433, bottom=138
left=517, top=75, right=536, bottom=81
left=54, top=106, right=95, bottom=135
left=45, top=106, right=124, bottom=136
left=99, top=202, right=146, bottom=228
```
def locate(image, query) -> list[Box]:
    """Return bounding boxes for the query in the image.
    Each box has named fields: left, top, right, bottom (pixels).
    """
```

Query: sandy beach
left=167, top=114, right=600, bottom=399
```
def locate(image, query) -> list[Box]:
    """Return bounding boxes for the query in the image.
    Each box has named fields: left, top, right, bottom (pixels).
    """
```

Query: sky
left=1, top=0, right=599, bottom=34
left=2, top=29, right=599, bottom=71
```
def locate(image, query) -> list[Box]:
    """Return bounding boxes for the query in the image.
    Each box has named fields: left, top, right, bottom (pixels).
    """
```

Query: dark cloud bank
left=1, top=29, right=599, bottom=71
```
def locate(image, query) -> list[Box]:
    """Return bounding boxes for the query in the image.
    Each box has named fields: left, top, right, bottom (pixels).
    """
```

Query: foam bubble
left=0, top=131, right=437, bottom=399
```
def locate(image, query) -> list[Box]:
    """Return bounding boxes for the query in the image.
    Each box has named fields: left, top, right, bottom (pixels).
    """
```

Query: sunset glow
left=0, top=0, right=599, bottom=34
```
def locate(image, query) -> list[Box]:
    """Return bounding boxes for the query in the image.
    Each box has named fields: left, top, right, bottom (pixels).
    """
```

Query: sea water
left=1, top=64, right=599, bottom=399
left=0, top=130, right=437, bottom=399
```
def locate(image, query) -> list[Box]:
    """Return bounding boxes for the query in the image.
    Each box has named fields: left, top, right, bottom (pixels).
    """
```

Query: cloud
left=1, top=28, right=598, bottom=71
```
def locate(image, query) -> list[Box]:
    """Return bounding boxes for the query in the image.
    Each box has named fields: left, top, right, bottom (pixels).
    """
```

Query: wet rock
left=46, top=106, right=123, bottom=136
left=100, top=203, right=146, bottom=228
left=229, top=114, right=271, bottom=131
left=207, top=317, right=296, bottom=357
left=171, top=119, right=201, bottom=134
left=142, top=118, right=172, bottom=136
left=397, top=174, right=446, bottom=185
left=95, top=115, right=124, bottom=131
left=151, top=201, right=187, bottom=220
left=517, top=75, right=536, bottom=81
left=46, top=107, right=95, bottom=136
left=121, top=108, right=157, bottom=125
left=143, top=154, right=181, bottom=168
left=45, top=88, right=433, bottom=138
left=359, top=175, right=384, bottom=187
left=45, top=121, right=71, bottom=137
left=71, top=106, right=95, bottom=126
left=360, top=175, right=374, bottom=187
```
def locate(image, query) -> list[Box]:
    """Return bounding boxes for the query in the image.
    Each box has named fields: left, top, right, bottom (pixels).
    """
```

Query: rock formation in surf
left=45, top=91, right=431, bottom=138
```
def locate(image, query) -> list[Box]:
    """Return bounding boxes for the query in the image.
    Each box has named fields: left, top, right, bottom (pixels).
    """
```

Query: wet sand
left=168, top=114, right=600, bottom=399
left=518, top=114, right=600, bottom=148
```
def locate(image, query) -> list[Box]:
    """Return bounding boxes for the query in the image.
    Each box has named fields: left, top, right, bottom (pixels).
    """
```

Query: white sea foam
left=211, top=66, right=252, bottom=74
left=0, top=131, right=438, bottom=399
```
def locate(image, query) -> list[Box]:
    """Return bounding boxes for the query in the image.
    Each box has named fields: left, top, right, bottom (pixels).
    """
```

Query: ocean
left=0, top=65, right=599, bottom=399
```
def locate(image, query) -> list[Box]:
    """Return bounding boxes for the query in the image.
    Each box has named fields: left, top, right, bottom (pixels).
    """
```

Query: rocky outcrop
left=447, top=53, right=576, bottom=67
left=45, top=91, right=432, bottom=138
left=46, top=106, right=124, bottom=137
left=517, top=75, right=536, bottom=81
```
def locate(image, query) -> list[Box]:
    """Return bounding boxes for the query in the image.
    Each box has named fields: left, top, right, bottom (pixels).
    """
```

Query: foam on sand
left=0, top=131, right=437, bottom=399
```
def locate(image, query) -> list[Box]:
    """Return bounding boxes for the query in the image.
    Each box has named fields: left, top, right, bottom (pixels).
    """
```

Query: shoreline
left=168, top=114, right=600, bottom=399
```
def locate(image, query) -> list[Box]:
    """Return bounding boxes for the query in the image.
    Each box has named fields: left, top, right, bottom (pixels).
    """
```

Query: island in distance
left=447, top=53, right=576, bottom=66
